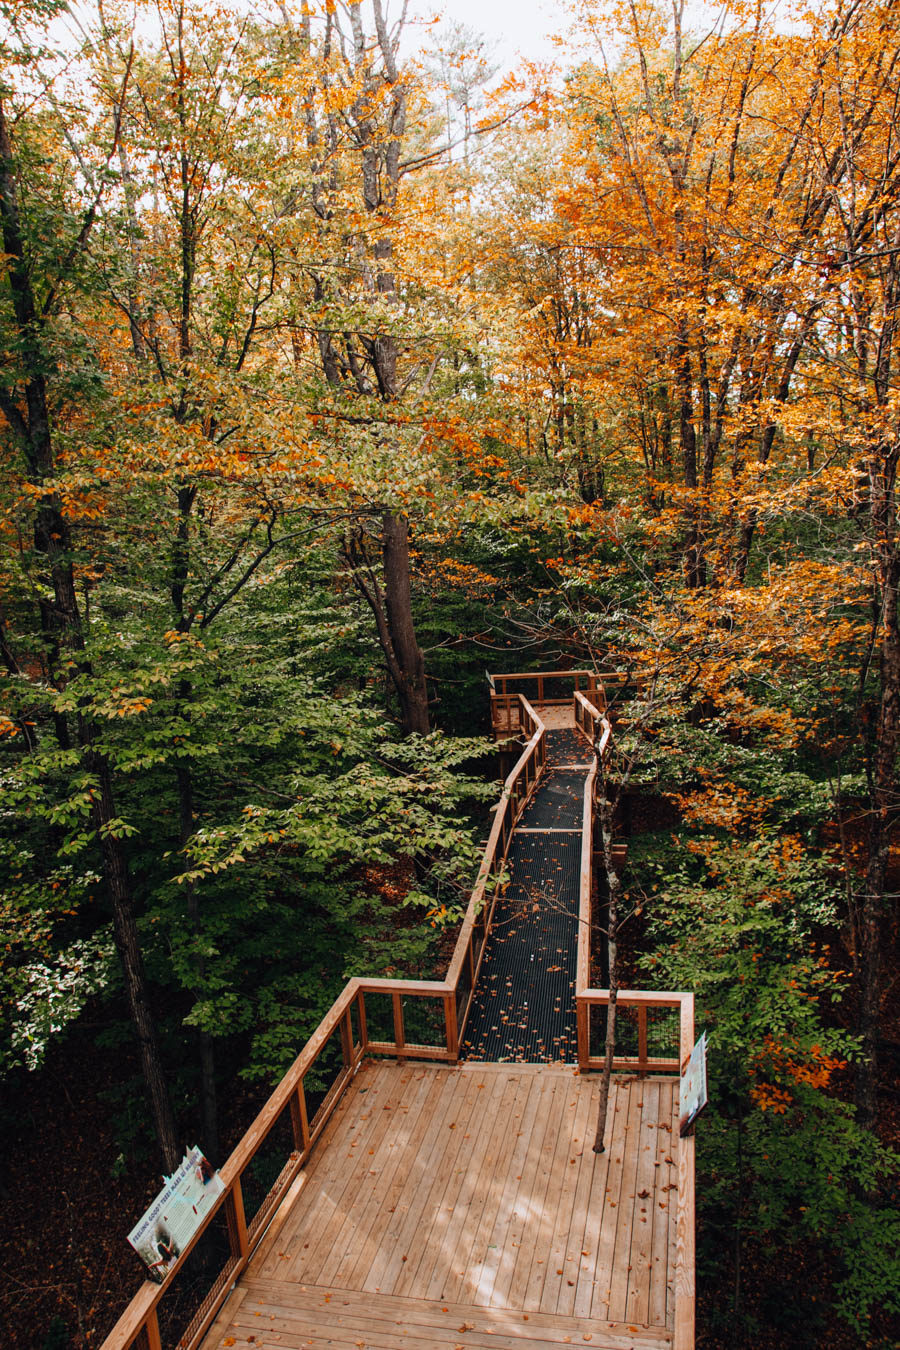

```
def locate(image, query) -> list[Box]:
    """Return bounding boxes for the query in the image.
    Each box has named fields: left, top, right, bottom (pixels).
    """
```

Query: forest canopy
left=1, top=0, right=899, bottom=1346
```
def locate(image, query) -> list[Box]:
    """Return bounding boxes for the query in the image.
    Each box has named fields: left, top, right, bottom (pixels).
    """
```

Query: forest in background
left=1, top=0, right=899, bottom=1344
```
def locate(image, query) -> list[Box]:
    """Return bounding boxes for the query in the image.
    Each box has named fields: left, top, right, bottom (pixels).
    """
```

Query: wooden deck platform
left=204, top=1061, right=678, bottom=1350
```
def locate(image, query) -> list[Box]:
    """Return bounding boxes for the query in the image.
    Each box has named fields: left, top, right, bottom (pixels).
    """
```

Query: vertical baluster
left=639, top=1005, right=648, bottom=1074
left=226, top=1179, right=250, bottom=1262
left=144, top=1310, right=163, bottom=1350
left=356, top=988, right=368, bottom=1052
left=392, top=991, right=405, bottom=1058
left=340, top=1006, right=353, bottom=1067
left=289, top=1083, right=311, bottom=1154
left=577, top=999, right=589, bottom=1071
left=444, top=991, right=459, bottom=1060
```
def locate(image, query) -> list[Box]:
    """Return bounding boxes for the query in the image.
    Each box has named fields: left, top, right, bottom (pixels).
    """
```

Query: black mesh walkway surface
left=463, top=735, right=590, bottom=1063
left=518, top=769, right=587, bottom=829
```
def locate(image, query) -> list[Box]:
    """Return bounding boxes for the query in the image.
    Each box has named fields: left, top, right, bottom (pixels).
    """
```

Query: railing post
left=577, top=997, right=589, bottom=1071
left=392, top=991, right=405, bottom=1059
left=444, top=991, right=459, bottom=1061
left=356, top=987, right=368, bottom=1051
left=226, top=1179, right=250, bottom=1262
left=340, top=1007, right=353, bottom=1067
left=290, top=1083, right=311, bottom=1154
left=143, top=1309, right=163, bottom=1350
left=538, top=673, right=544, bottom=704
left=638, top=1006, right=648, bottom=1075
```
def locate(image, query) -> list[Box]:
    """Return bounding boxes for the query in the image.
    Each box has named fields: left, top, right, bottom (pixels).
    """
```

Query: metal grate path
left=463, top=730, right=592, bottom=1063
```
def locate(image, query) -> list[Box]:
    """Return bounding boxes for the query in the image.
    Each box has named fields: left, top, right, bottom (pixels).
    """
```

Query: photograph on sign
left=679, top=1031, right=708, bottom=1136
left=127, top=1147, right=224, bottom=1282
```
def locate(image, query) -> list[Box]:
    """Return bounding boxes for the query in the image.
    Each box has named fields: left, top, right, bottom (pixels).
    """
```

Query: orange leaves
left=750, top=1034, right=848, bottom=1113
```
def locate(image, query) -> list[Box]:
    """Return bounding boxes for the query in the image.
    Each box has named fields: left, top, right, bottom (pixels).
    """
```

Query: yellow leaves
left=751, top=1035, right=847, bottom=1112
left=751, top=1084, right=792, bottom=1114
left=672, top=784, right=767, bottom=832
left=105, top=694, right=154, bottom=719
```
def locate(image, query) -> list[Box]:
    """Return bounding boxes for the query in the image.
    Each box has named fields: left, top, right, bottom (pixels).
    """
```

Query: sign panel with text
left=127, top=1147, right=224, bottom=1282
left=679, top=1031, right=708, bottom=1136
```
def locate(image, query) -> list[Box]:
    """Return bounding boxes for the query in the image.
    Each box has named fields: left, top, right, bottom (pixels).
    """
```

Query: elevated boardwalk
left=101, top=672, right=694, bottom=1350
left=463, top=726, right=592, bottom=1064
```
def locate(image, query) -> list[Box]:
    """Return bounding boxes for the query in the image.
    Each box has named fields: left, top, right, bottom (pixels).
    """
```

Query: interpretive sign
left=127, top=1146, right=224, bottom=1282
left=679, top=1031, right=708, bottom=1136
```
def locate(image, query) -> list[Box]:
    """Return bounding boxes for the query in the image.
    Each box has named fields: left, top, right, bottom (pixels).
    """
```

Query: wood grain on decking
left=204, top=1059, right=677, bottom=1350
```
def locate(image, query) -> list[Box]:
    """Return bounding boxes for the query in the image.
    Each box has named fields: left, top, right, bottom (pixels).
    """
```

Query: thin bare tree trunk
left=593, top=770, right=620, bottom=1153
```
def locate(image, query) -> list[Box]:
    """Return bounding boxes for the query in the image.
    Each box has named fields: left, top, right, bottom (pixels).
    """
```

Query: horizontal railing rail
left=100, top=694, right=547, bottom=1350
left=490, top=668, right=600, bottom=708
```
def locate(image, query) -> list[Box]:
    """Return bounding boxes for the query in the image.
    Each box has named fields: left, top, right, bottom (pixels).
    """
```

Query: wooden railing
left=489, top=669, right=600, bottom=736
left=100, top=693, right=547, bottom=1350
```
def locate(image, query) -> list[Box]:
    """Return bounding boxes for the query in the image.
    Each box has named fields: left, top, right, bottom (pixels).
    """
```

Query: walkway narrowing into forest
left=461, top=722, right=592, bottom=1064
left=100, top=672, right=695, bottom=1350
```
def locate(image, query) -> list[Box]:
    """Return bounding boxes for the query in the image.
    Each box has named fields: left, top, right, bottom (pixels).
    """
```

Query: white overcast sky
left=406, top=0, right=567, bottom=69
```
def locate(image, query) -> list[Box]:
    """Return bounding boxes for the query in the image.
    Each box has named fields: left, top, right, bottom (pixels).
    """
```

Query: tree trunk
left=177, top=761, right=220, bottom=1163
left=88, top=742, right=181, bottom=1172
left=382, top=513, right=430, bottom=735
left=593, top=783, right=620, bottom=1153
left=1, top=96, right=179, bottom=1171
left=856, top=452, right=900, bottom=1124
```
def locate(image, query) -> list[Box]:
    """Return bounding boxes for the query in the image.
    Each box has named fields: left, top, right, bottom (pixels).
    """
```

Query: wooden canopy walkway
left=101, top=672, right=695, bottom=1350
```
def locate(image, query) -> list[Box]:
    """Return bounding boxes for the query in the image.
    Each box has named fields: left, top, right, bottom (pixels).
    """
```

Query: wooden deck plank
left=504, top=1078, right=577, bottom=1311
left=487, top=1072, right=562, bottom=1308
left=360, top=1068, right=464, bottom=1294
left=338, top=1067, right=471, bottom=1293
left=668, top=1116, right=681, bottom=1331
left=601, top=1078, right=646, bottom=1323
left=442, top=1069, right=543, bottom=1305
left=283, top=1064, right=422, bottom=1284
left=431, top=1069, right=535, bottom=1304
left=575, top=1079, right=633, bottom=1321
left=553, top=1076, right=606, bottom=1317
left=461, top=1070, right=553, bottom=1306
left=623, top=1081, right=661, bottom=1327
left=323, top=1065, right=441, bottom=1290
left=416, top=1070, right=519, bottom=1301
left=390, top=1068, right=488, bottom=1297
left=649, top=1083, right=676, bottom=1329
left=257, top=1059, right=394, bottom=1279
left=223, top=1280, right=674, bottom=1349
left=531, top=1069, right=594, bottom=1313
